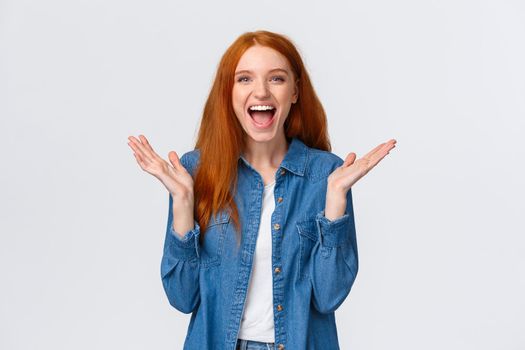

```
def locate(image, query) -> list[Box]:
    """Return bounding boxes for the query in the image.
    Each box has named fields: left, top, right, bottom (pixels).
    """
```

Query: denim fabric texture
left=235, top=339, right=274, bottom=350
left=161, top=137, right=359, bottom=350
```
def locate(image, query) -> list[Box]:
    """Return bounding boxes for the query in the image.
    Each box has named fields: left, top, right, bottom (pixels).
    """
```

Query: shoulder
left=179, top=149, right=201, bottom=177
left=304, top=145, right=343, bottom=182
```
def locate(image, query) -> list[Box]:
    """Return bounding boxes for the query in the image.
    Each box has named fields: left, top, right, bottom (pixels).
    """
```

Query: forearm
left=170, top=192, right=195, bottom=238
left=324, top=182, right=347, bottom=221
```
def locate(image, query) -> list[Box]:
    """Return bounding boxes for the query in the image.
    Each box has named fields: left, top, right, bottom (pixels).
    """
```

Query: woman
left=127, top=30, right=396, bottom=350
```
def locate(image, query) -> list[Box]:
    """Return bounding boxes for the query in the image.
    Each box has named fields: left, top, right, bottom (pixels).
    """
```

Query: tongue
left=251, top=110, right=273, bottom=124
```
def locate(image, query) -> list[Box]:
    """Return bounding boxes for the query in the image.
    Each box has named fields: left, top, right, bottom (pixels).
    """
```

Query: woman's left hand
left=328, top=138, right=397, bottom=193
left=324, top=138, right=397, bottom=220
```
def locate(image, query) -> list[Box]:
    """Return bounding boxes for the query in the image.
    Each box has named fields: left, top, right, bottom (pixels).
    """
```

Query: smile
left=247, top=104, right=277, bottom=129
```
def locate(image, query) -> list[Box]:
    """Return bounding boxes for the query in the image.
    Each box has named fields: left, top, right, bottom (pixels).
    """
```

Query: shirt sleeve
left=309, top=187, right=359, bottom=314
left=160, top=153, right=201, bottom=314
left=164, top=192, right=201, bottom=259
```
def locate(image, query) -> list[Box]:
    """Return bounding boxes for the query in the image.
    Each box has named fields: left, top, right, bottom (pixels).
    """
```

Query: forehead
left=235, top=45, right=291, bottom=71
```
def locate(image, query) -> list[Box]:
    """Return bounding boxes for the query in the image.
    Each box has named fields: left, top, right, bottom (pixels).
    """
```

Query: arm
left=309, top=187, right=358, bottom=314
left=308, top=138, right=395, bottom=313
left=160, top=154, right=201, bottom=314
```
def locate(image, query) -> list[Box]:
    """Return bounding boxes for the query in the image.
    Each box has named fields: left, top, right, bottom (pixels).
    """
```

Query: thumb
left=343, top=153, right=356, bottom=167
left=168, top=151, right=182, bottom=169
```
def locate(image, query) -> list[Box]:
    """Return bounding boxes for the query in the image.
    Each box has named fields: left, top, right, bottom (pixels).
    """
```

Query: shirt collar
left=239, top=137, right=308, bottom=177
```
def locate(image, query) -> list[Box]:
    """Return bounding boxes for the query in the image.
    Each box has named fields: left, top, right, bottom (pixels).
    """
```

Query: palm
left=328, top=139, right=397, bottom=191
left=127, top=134, right=194, bottom=197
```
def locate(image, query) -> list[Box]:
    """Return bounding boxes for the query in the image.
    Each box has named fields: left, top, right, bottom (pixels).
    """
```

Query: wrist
left=326, top=181, right=347, bottom=201
left=324, top=184, right=347, bottom=221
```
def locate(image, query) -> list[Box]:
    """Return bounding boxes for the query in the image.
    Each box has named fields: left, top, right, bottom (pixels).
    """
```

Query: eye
left=237, top=76, right=250, bottom=83
left=271, top=76, right=285, bottom=82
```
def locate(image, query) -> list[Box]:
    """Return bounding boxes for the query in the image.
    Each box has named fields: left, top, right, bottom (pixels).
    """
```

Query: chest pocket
left=296, top=218, right=320, bottom=279
left=200, top=211, right=231, bottom=268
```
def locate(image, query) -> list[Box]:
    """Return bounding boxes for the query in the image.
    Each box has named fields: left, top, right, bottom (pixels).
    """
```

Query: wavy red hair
left=193, top=30, right=331, bottom=245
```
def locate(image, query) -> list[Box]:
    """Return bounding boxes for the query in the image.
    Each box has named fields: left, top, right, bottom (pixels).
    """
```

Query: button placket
left=271, top=174, right=286, bottom=347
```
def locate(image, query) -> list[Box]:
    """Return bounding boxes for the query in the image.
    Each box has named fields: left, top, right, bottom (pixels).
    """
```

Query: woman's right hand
left=127, top=134, right=195, bottom=235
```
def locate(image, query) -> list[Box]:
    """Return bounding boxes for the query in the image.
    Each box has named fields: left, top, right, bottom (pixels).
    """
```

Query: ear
left=292, top=78, right=299, bottom=104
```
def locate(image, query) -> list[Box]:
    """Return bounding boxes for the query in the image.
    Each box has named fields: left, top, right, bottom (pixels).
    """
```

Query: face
left=232, top=44, right=298, bottom=144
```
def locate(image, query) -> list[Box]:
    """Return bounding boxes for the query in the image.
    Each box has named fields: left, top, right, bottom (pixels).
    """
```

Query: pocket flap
left=296, top=219, right=319, bottom=242
left=208, top=210, right=231, bottom=227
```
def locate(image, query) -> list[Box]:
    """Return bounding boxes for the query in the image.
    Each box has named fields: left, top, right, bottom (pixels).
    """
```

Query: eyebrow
left=234, top=68, right=290, bottom=76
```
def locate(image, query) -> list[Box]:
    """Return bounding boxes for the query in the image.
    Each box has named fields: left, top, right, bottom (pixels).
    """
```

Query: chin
left=245, top=131, right=278, bottom=143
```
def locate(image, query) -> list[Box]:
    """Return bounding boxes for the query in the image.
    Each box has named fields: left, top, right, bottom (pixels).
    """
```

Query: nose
left=253, top=79, right=270, bottom=99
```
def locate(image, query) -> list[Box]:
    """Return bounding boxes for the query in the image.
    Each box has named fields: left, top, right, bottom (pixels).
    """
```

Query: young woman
left=128, top=30, right=396, bottom=350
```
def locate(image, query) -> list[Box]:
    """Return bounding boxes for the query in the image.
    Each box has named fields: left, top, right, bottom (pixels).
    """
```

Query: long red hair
left=193, top=30, right=331, bottom=245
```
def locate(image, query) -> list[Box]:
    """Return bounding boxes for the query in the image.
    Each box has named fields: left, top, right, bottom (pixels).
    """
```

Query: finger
left=363, top=139, right=397, bottom=159
left=128, top=135, right=154, bottom=162
left=132, top=152, right=147, bottom=169
left=351, top=139, right=396, bottom=174
left=367, top=139, right=396, bottom=161
left=128, top=139, right=152, bottom=163
left=342, top=153, right=356, bottom=167
left=131, top=135, right=155, bottom=160
left=168, top=151, right=184, bottom=171
left=368, top=146, right=393, bottom=168
left=379, top=139, right=396, bottom=154
left=363, top=143, right=385, bottom=159
left=139, top=134, right=161, bottom=159
left=368, top=153, right=388, bottom=169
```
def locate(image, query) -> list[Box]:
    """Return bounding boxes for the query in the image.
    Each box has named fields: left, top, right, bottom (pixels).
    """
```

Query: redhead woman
left=127, top=30, right=396, bottom=350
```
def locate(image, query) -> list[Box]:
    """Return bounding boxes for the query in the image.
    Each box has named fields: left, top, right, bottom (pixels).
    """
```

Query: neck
left=242, top=133, right=289, bottom=169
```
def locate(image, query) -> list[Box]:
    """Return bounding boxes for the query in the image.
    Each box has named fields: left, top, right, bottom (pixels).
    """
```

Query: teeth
left=249, top=105, right=275, bottom=111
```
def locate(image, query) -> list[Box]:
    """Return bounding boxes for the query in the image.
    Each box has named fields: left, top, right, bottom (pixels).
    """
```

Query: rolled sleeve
left=164, top=192, right=201, bottom=260
left=167, top=221, right=201, bottom=258
left=315, top=210, right=353, bottom=248
left=309, top=187, right=358, bottom=314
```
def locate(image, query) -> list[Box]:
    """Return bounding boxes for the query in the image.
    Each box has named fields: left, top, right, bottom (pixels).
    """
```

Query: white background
left=1, top=0, right=524, bottom=349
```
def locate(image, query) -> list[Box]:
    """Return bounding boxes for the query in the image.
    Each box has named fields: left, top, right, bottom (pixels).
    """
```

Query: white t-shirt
left=238, top=180, right=276, bottom=342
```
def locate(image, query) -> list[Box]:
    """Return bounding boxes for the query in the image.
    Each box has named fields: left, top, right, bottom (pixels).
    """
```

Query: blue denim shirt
left=161, top=137, right=358, bottom=350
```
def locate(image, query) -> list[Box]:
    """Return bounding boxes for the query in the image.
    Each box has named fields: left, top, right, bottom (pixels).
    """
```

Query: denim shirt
left=161, top=137, right=359, bottom=350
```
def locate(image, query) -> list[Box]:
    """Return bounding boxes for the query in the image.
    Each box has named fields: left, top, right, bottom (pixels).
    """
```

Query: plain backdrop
left=1, top=0, right=524, bottom=349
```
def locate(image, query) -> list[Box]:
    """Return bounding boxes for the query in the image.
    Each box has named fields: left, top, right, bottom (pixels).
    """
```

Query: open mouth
left=247, top=105, right=276, bottom=127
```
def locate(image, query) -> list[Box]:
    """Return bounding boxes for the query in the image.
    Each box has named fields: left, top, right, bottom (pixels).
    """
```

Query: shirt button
left=274, top=267, right=281, bottom=274
left=277, top=344, right=285, bottom=350
left=273, top=223, right=280, bottom=230
left=277, top=304, right=283, bottom=311
left=277, top=197, right=283, bottom=203
left=280, top=169, right=286, bottom=175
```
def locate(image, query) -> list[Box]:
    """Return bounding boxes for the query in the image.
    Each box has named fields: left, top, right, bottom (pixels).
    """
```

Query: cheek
left=231, top=93, right=245, bottom=121
left=232, top=88, right=247, bottom=107
left=275, top=86, right=294, bottom=102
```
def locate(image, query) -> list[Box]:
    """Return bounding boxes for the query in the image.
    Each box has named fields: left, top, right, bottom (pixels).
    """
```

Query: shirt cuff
left=166, top=221, right=201, bottom=259
left=315, top=210, right=353, bottom=248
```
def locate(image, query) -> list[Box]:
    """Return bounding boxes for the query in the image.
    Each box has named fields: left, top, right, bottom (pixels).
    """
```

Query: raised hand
left=328, top=138, right=397, bottom=192
left=324, top=138, right=397, bottom=221
left=127, top=134, right=195, bottom=236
